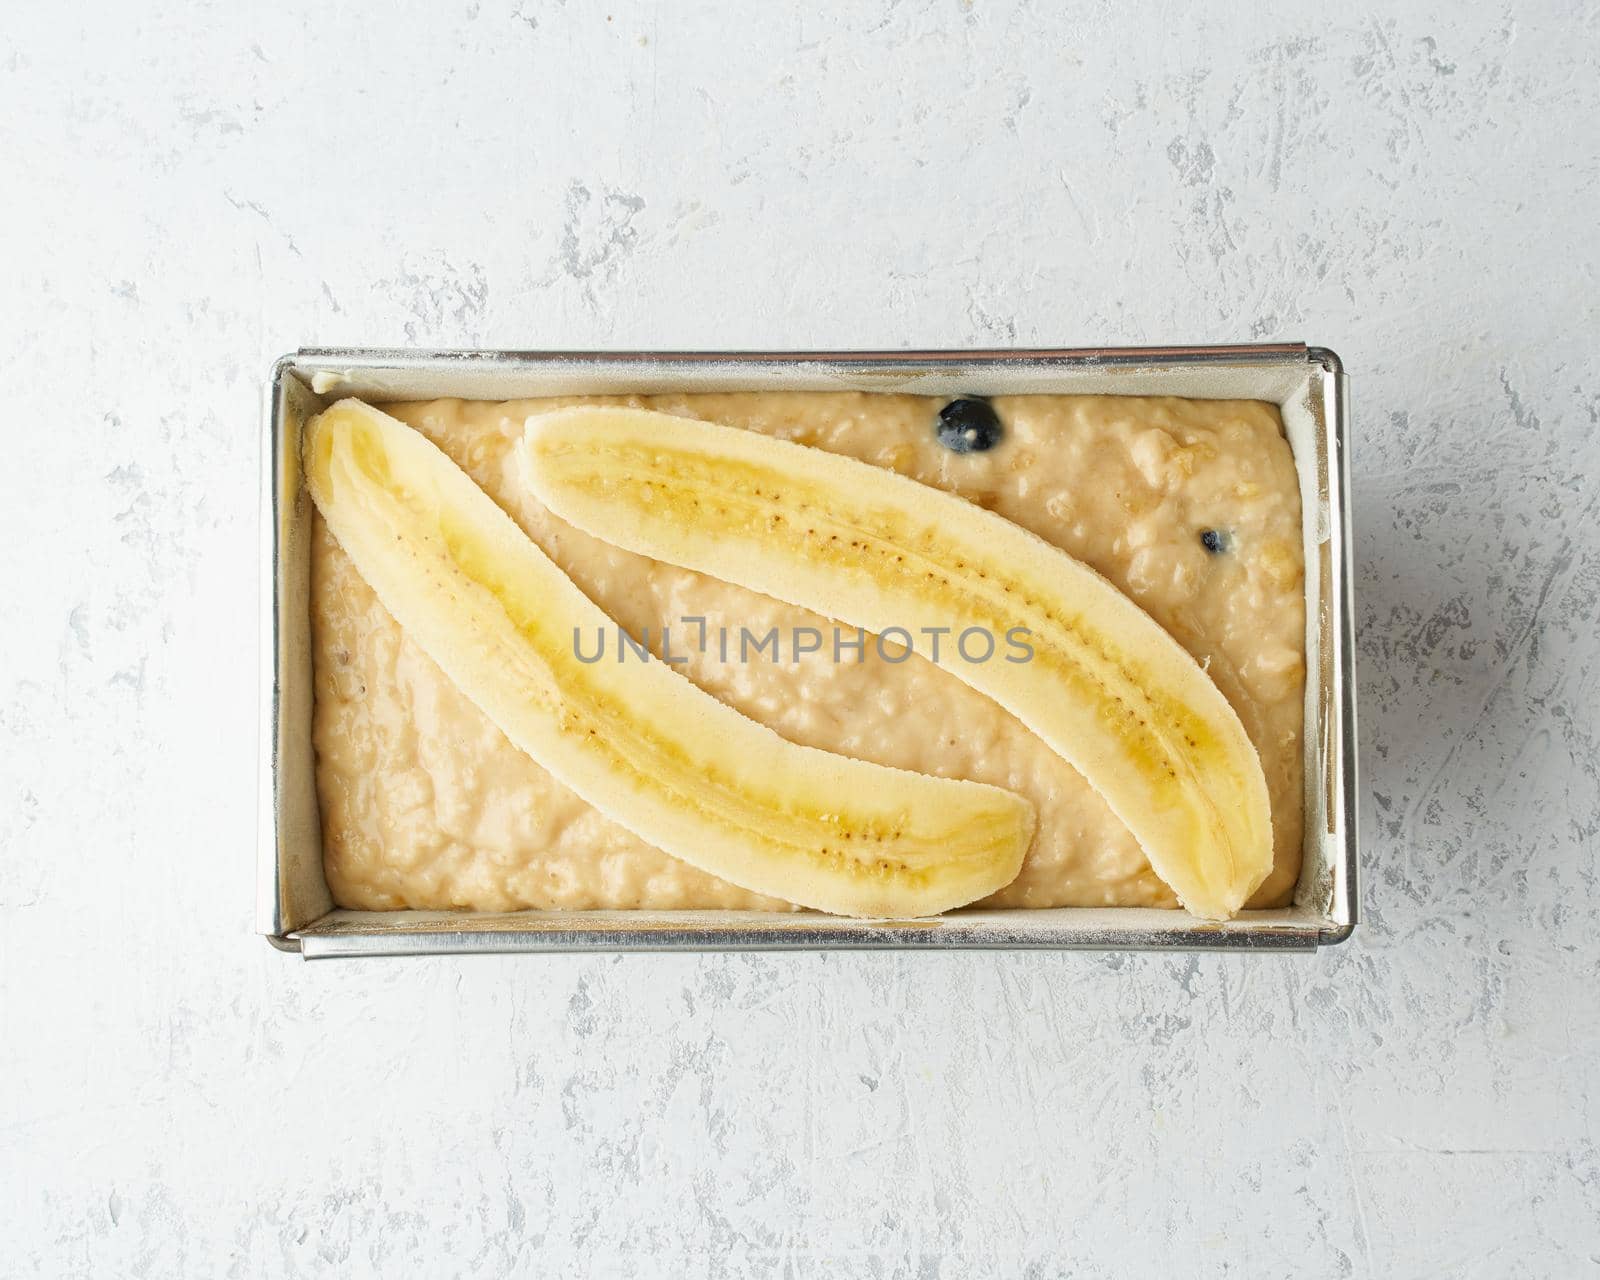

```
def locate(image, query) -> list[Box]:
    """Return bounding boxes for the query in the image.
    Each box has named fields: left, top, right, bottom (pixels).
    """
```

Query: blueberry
left=936, top=398, right=1002, bottom=453
left=1200, top=529, right=1228, bottom=554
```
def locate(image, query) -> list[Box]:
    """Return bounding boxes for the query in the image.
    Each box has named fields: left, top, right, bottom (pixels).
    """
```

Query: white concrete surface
left=3, top=1, right=1597, bottom=1275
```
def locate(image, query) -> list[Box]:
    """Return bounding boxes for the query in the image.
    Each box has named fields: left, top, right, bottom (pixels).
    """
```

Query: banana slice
left=303, top=399, right=1035, bottom=918
left=521, top=406, right=1273, bottom=920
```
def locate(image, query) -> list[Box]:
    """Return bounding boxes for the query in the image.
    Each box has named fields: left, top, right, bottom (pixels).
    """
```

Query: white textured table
left=3, top=2, right=1596, bottom=1275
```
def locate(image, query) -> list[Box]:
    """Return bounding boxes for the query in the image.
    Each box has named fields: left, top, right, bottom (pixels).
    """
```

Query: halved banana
left=520, top=406, right=1273, bottom=920
left=303, top=399, right=1035, bottom=917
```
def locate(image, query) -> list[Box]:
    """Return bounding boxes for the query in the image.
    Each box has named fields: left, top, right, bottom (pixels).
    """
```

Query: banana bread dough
left=311, top=392, right=1305, bottom=912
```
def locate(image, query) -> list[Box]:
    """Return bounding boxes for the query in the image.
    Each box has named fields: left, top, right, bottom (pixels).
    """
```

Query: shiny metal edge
left=1310, top=347, right=1359, bottom=944
left=295, top=343, right=1312, bottom=366
left=293, top=909, right=1322, bottom=958
left=261, top=344, right=1357, bottom=956
left=257, top=357, right=292, bottom=941
left=259, top=359, right=332, bottom=942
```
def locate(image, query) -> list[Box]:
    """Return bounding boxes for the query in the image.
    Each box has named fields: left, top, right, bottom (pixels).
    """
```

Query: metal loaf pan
left=260, top=346, right=1357, bottom=957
